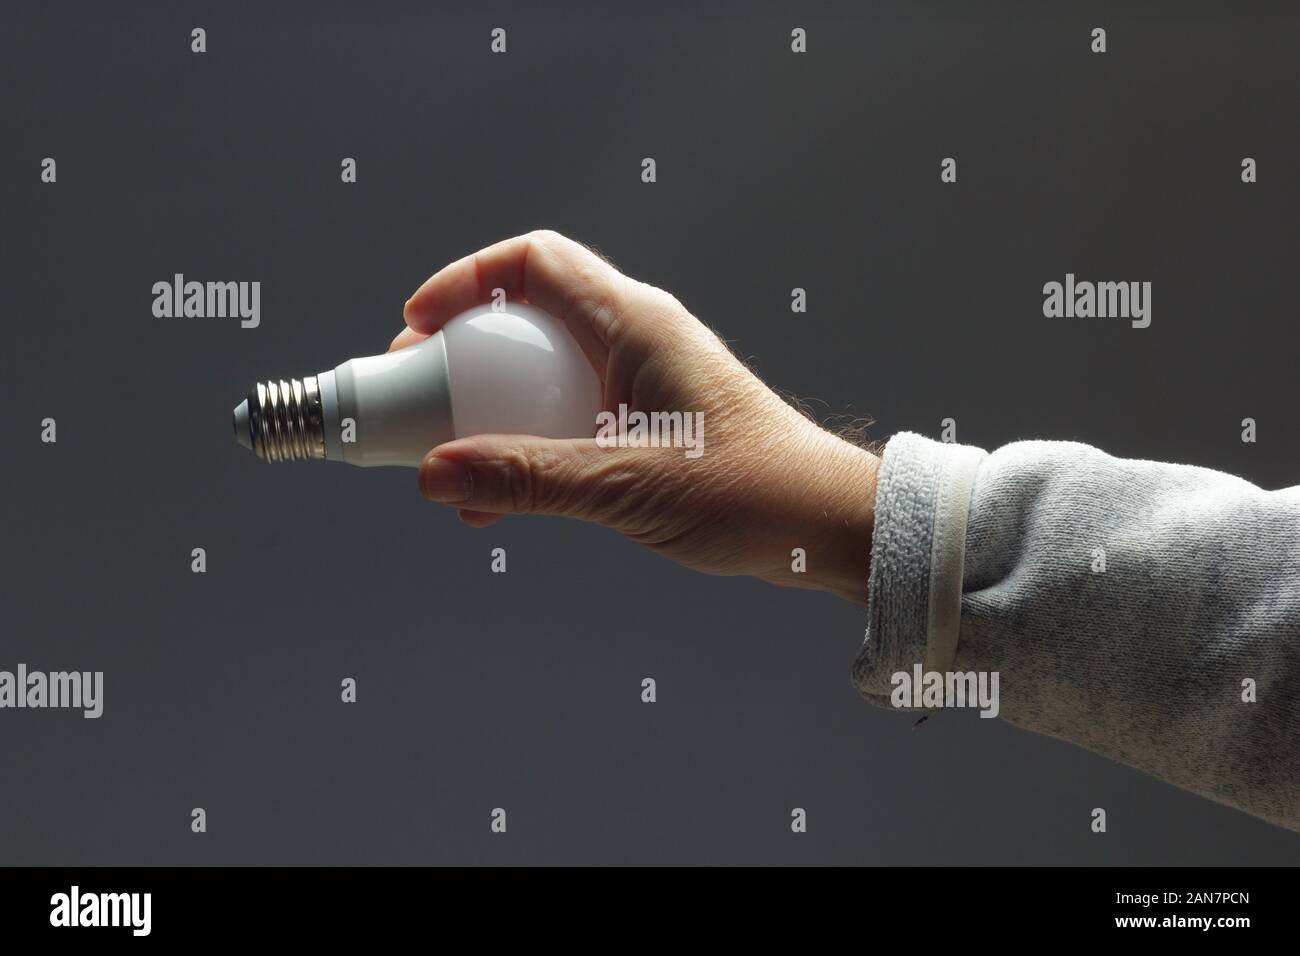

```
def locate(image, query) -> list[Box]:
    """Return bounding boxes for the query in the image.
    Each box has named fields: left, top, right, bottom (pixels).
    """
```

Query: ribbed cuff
left=852, top=432, right=987, bottom=709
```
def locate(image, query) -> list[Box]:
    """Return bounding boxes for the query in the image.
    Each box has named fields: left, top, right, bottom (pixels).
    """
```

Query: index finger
left=402, top=230, right=627, bottom=357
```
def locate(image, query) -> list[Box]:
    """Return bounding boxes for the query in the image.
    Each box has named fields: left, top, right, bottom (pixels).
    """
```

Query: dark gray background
left=3, top=0, right=1298, bottom=864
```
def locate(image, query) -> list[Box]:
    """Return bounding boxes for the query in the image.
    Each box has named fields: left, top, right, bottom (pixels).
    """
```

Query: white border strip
left=923, top=445, right=987, bottom=674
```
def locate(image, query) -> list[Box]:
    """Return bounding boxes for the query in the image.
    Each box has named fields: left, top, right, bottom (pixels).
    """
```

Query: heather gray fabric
left=853, top=432, right=1300, bottom=832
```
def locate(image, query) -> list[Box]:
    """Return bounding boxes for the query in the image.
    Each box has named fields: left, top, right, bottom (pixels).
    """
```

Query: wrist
left=825, top=440, right=879, bottom=604
left=792, top=432, right=879, bottom=604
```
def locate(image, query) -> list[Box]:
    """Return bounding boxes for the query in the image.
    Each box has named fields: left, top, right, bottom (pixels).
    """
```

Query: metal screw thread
left=246, top=376, right=326, bottom=462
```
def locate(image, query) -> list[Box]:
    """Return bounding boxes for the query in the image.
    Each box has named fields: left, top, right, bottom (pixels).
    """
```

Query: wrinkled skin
left=392, top=230, right=879, bottom=605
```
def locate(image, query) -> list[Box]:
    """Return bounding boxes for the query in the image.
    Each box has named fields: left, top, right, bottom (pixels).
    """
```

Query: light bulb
left=233, top=302, right=602, bottom=467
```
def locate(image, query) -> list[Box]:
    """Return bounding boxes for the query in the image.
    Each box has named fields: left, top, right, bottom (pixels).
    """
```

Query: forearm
left=854, top=432, right=1300, bottom=831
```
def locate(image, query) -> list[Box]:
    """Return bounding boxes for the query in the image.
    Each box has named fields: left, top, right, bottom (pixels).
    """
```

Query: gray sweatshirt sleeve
left=852, top=431, right=1300, bottom=832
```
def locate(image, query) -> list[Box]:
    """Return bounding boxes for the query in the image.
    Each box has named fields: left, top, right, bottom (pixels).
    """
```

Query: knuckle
left=498, top=445, right=540, bottom=513
left=653, top=287, right=686, bottom=316
left=636, top=282, right=683, bottom=317
left=527, top=228, right=565, bottom=249
left=584, top=450, right=674, bottom=530
left=488, top=443, right=571, bottom=514
left=584, top=460, right=641, bottom=520
left=580, top=284, right=621, bottom=335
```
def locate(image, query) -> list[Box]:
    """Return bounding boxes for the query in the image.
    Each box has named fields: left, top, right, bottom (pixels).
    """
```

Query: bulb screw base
left=236, top=376, right=326, bottom=462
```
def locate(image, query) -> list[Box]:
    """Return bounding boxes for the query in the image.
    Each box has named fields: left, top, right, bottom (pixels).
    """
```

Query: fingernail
left=420, top=457, right=472, bottom=502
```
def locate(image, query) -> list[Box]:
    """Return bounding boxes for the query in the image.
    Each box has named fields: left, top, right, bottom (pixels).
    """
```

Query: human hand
left=392, top=230, right=878, bottom=604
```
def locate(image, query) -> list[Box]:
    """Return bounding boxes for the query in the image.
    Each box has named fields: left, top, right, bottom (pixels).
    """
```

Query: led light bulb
left=233, top=302, right=602, bottom=467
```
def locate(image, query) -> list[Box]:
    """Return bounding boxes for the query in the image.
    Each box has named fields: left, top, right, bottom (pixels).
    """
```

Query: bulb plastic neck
left=319, top=331, right=454, bottom=467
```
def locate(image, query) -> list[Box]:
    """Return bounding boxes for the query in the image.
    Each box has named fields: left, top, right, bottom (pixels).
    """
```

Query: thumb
left=418, top=434, right=647, bottom=523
